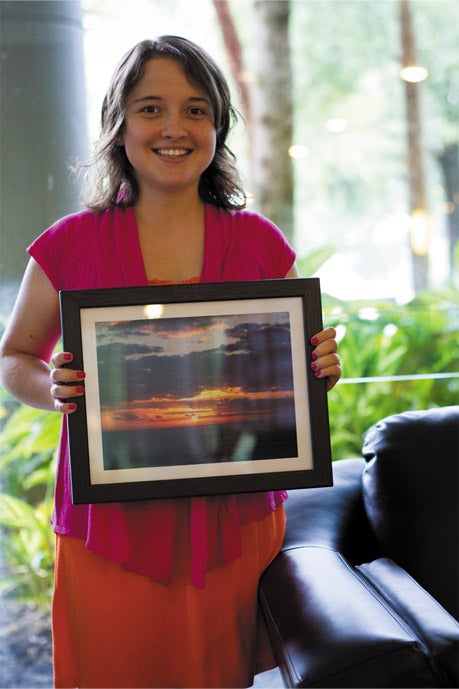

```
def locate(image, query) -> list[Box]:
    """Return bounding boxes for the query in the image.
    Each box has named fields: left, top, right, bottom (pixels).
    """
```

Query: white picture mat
left=80, top=296, right=312, bottom=485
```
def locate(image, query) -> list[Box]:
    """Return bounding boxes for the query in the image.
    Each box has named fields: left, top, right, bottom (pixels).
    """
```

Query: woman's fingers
left=50, top=352, right=85, bottom=414
left=310, top=327, right=342, bottom=390
left=51, top=351, right=74, bottom=369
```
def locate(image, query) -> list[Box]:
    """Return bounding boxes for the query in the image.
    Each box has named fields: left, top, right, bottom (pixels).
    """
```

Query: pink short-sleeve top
left=28, top=204, right=296, bottom=587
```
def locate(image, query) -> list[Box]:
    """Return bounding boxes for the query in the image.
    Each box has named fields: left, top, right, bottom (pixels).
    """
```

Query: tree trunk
left=211, top=0, right=255, bottom=191
left=399, top=0, right=429, bottom=293
left=213, top=1, right=294, bottom=242
left=211, top=0, right=251, bottom=127
left=252, top=0, right=294, bottom=243
left=437, top=143, right=459, bottom=285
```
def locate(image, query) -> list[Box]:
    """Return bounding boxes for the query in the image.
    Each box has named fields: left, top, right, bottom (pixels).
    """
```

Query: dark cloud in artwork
left=98, top=348, right=226, bottom=404
left=96, top=312, right=294, bottom=406
left=96, top=342, right=163, bottom=366
left=96, top=316, right=216, bottom=345
left=110, top=411, right=141, bottom=422
left=222, top=321, right=293, bottom=393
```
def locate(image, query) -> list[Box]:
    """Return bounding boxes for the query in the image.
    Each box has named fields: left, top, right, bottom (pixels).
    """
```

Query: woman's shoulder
left=28, top=206, right=134, bottom=290
left=209, top=205, right=284, bottom=238
left=212, top=206, right=274, bottom=225
left=46, top=206, right=123, bottom=236
left=204, top=206, right=295, bottom=281
left=31, top=206, right=131, bottom=256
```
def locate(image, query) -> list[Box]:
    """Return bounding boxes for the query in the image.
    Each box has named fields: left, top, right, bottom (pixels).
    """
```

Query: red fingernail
left=314, top=370, right=321, bottom=377
left=311, top=351, right=318, bottom=360
left=311, top=362, right=318, bottom=371
left=68, top=403, right=77, bottom=411
left=76, top=386, right=85, bottom=394
left=64, top=353, right=72, bottom=361
left=310, top=337, right=319, bottom=345
left=76, top=371, right=86, bottom=379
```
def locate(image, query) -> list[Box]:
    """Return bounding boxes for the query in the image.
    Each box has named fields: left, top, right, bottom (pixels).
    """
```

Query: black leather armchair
left=260, top=406, right=459, bottom=688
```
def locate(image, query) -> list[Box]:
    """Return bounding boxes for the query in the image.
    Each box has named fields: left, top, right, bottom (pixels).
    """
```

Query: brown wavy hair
left=84, top=36, right=246, bottom=212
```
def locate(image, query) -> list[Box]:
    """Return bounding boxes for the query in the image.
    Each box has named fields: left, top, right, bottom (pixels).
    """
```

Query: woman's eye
left=188, top=107, right=208, bottom=117
left=140, top=105, right=160, bottom=114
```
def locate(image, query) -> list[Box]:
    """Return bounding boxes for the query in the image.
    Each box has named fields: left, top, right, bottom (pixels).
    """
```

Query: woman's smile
left=153, top=147, right=193, bottom=160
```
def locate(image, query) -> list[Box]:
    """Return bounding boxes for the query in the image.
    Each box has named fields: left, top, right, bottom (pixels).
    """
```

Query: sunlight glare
left=288, top=144, right=309, bottom=159
left=144, top=304, right=164, bottom=319
left=400, top=65, right=429, bottom=83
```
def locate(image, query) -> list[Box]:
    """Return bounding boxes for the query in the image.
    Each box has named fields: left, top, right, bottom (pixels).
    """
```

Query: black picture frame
left=60, top=278, right=332, bottom=504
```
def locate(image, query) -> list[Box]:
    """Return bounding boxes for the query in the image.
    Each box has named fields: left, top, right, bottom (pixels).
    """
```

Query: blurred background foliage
left=321, top=289, right=459, bottom=458
left=0, top=396, right=57, bottom=608
left=1, top=286, right=458, bottom=607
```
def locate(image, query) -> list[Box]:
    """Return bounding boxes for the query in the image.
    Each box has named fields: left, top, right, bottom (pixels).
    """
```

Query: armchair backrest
left=362, top=406, right=459, bottom=619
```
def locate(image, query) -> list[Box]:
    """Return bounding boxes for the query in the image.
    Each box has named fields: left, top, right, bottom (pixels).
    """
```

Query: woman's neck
left=133, top=189, right=206, bottom=282
left=134, top=187, right=204, bottom=231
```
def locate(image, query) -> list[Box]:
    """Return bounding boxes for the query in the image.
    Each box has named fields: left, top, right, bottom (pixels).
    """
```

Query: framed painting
left=60, top=278, right=332, bottom=503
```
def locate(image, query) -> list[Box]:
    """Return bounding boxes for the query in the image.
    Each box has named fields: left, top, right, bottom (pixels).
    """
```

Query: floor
left=251, top=666, right=284, bottom=687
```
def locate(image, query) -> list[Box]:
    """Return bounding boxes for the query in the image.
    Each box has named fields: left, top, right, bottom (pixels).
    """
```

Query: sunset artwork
left=94, top=311, right=299, bottom=470
left=61, top=279, right=329, bottom=502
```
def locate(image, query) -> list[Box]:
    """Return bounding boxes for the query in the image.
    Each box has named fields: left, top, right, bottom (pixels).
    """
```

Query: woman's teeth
left=155, top=149, right=189, bottom=156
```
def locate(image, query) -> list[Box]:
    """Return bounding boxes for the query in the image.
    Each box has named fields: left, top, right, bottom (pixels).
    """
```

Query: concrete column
left=0, top=0, right=88, bottom=306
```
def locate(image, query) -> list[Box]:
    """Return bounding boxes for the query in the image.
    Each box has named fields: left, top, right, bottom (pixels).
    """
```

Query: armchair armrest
left=357, top=558, right=459, bottom=687
left=260, top=547, right=455, bottom=687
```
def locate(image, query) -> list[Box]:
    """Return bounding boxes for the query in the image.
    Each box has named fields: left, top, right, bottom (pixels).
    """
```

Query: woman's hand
left=50, top=352, right=86, bottom=414
left=283, top=266, right=341, bottom=390
left=309, top=326, right=341, bottom=391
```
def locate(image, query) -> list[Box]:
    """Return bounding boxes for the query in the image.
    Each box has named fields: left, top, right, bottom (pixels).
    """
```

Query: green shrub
left=323, top=289, right=459, bottom=458
left=0, top=395, right=60, bottom=608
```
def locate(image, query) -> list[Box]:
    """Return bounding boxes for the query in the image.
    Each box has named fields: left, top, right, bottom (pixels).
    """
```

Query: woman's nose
left=161, top=113, right=186, bottom=139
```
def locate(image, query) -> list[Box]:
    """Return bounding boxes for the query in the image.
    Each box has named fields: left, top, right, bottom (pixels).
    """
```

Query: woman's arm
left=0, top=258, right=85, bottom=413
left=285, top=264, right=341, bottom=391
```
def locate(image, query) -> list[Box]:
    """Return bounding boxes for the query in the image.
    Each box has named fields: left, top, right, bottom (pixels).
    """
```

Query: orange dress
left=52, top=505, right=285, bottom=688
left=52, top=277, right=287, bottom=687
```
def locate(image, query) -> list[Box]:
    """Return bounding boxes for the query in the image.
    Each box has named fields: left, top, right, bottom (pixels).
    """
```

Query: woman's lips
left=153, top=148, right=192, bottom=159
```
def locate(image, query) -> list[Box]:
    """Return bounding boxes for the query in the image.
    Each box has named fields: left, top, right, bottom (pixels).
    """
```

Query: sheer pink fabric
left=29, top=205, right=295, bottom=586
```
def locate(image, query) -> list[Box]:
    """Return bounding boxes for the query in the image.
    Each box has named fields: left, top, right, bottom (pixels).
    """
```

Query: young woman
left=0, top=36, right=341, bottom=688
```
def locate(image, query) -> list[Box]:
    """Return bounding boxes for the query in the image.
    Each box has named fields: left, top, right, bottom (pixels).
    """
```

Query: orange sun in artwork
left=100, top=386, right=293, bottom=431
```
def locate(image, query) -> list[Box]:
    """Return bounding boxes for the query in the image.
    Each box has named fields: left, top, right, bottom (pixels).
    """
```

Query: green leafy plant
left=323, top=289, right=459, bottom=458
left=0, top=401, right=60, bottom=608
left=0, top=493, right=55, bottom=605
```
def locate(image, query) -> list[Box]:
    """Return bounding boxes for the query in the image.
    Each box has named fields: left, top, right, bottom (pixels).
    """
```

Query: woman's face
left=121, top=57, right=217, bottom=199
